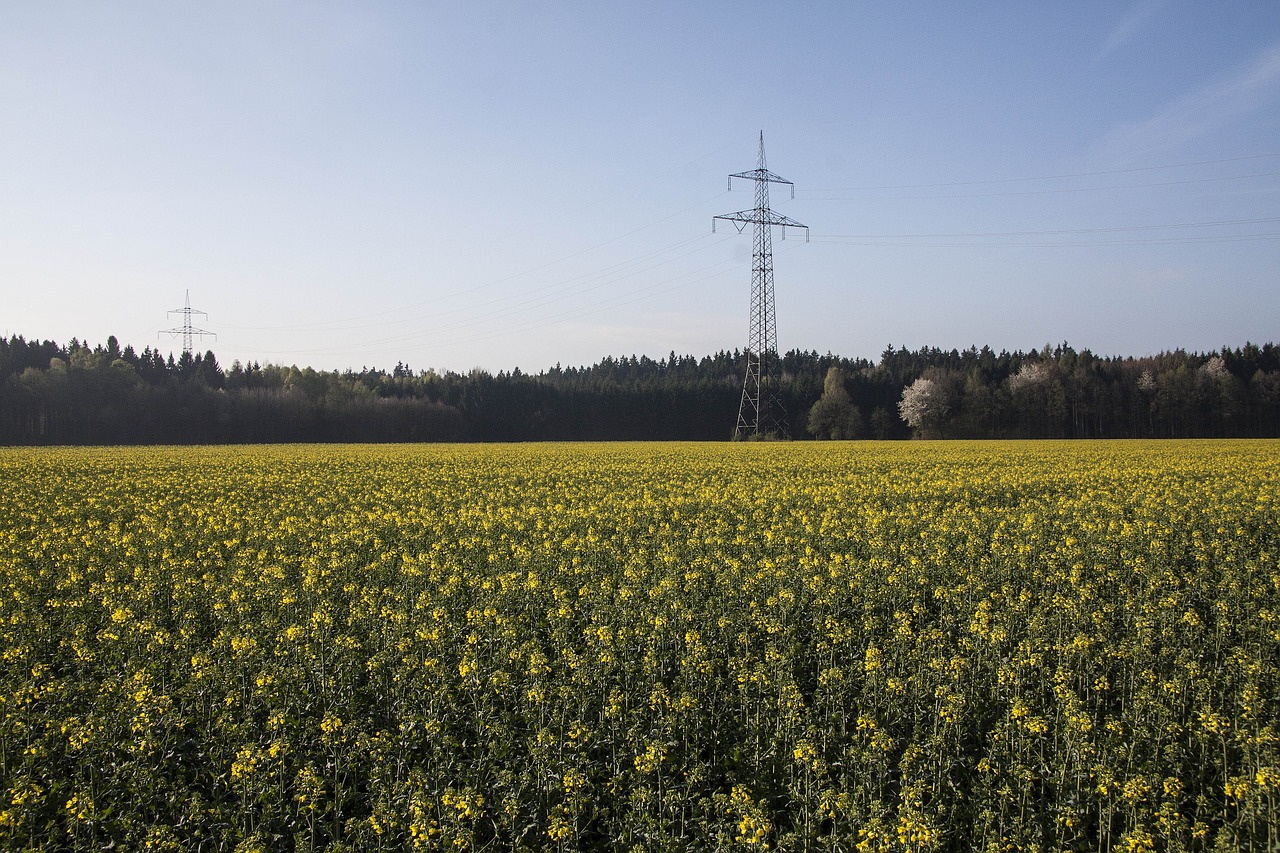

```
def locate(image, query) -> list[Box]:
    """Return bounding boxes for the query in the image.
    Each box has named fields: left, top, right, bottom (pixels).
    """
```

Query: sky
left=3, top=2, right=1279, bottom=374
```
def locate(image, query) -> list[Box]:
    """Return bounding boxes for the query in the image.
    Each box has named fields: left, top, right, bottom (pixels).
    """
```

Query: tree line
left=1, top=334, right=1277, bottom=444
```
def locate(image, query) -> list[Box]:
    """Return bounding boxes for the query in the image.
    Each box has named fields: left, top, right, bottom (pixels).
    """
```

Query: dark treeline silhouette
left=1, top=335, right=1278, bottom=444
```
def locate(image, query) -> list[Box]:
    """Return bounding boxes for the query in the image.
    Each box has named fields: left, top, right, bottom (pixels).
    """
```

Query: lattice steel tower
left=160, top=289, right=216, bottom=354
left=714, top=133, right=807, bottom=438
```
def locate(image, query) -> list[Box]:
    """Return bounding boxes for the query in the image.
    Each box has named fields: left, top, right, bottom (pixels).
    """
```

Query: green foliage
left=2, top=335, right=1280, bottom=443
left=807, top=367, right=863, bottom=439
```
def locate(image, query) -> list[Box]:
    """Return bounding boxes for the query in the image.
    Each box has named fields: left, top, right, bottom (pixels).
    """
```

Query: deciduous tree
left=807, top=367, right=863, bottom=439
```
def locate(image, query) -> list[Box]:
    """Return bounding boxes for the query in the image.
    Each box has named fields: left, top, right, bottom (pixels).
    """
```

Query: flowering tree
left=898, top=377, right=948, bottom=438
left=1007, top=360, right=1066, bottom=437
left=1197, top=355, right=1243, bottom=434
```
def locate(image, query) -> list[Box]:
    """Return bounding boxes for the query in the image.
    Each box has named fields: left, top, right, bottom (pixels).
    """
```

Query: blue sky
left=3, top=2, right=1278, bottom=372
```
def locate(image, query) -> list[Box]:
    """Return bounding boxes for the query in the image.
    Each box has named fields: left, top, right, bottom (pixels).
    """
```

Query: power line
left=245, top=235, right=739, bottom=358
left=799, top=151, right=1280, bottom=192
left=810, top=215, right=1280, bottom=240
left=381, top=240, right=808, bottom=358
left=223, top=233, right=713, bottom=336
left=810, top=233, right=1280, bottom=248
left=404, top=252, right=764, bottom=354
left=353, top=236, right=735, bottom=350
left=221, top=147, right=1275, bottom=368
left=218, top=191, right=730, bottom=335
left=245, top=246, right=758, bottom=360
left=801, top=170, right=1280, bottom=201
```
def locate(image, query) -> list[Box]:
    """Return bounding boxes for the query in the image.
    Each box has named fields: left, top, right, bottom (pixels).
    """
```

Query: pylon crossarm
left=729, top=168, right=794, bottom=187
left=158, top=289, right=216, bottom=354
left=714, top=212, right=808, bottom=243
left=714, top=209, right=806, bottom=229
left=763, top=212, right=806, bottom=233
left=712, top=214, right=753, bottom=234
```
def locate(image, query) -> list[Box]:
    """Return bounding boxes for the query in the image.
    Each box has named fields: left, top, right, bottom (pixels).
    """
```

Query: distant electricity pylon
left=160, top=290, right=216, bottom=354
left=714, top=133, right=807, bottom=439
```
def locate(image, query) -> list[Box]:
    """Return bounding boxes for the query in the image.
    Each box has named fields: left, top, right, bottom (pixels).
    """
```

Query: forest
left=1, top=334, right=1278, bottom=444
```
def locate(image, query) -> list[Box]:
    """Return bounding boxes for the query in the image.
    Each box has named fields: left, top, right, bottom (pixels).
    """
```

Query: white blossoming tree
left=1006, top=359, right=1066, bottom=437
left=1198, top=355, right=1243, bottom=433
left=898, top=377, right=949, bottom=438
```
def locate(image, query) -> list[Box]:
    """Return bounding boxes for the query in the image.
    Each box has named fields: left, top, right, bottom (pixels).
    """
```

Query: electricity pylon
left=160, top=290, right=216, bottom=354
left=714, top=133, right=807, bottom=439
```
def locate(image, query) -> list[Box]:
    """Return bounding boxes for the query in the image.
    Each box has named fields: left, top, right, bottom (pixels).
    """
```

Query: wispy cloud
left=1094, top=42, right=1280, bottom=164
left=1095, top=0, right=1163, bottom=62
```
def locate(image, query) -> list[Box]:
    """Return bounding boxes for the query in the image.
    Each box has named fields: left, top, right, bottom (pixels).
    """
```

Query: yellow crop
left=0, top=441, right=1277, bottom=850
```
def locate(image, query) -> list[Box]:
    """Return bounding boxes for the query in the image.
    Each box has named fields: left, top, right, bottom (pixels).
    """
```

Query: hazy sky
left=3, top=2, right=1279, bottom=373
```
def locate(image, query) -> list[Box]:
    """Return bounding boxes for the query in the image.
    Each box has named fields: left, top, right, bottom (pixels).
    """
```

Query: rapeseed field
left=0, top=441, right=1276, bottom=851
